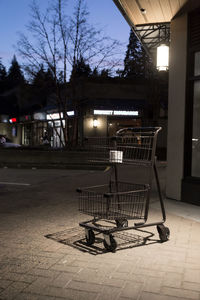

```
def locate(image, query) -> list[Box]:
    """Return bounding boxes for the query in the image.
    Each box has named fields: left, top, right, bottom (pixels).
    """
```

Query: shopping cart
left=77, top=127, right=170, bottom=251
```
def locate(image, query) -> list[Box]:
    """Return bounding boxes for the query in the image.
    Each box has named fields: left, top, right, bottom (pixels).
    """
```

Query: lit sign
left=114, top=111, right=138, bottom=116
left=94, top=110, right=113, bottom=115
left=94, top=110, right=138, bottom=116
left=47, top=111, right=74, bottom=120
left=47, top=113, right=63, bottom=120
left=67, top=111, right=74, bottom=116
left=33, top=112, right=46, bottom=120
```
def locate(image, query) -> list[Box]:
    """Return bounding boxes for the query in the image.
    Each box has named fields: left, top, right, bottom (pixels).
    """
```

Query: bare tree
left=17, top=0, right=122, bottom=147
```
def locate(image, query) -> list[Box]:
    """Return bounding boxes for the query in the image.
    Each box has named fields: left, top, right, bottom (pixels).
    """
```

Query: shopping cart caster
left=103, top=234, right=117, bottom=252
left=157, top=224, right=170, bottom=242
left=85, top=229, right=95, bottom=246
left=115, top=218, right=128, bottom=228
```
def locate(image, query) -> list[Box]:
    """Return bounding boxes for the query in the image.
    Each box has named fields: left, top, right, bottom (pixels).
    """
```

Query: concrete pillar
left=166, top=14, right=187, bottom=200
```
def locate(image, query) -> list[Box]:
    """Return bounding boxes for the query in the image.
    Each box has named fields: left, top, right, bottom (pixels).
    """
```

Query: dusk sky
left=0, top=0, right=130, bottom=70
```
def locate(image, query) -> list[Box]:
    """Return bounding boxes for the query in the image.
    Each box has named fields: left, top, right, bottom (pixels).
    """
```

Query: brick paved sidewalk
left=0, top=168, right=200, bottom=300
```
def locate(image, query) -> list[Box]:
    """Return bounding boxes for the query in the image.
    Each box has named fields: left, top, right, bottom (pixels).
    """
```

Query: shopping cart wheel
left=157, top=225, right=170, bottom=242
left=103, top=234, right=117, bottom=252
left=85, top=229, right=95, bottom=246
left=115, top=218, right=128, bottom=228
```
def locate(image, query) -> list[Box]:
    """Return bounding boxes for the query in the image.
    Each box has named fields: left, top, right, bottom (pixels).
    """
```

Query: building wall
left=75, top=78, right=148, bottom=101
left=166, top=14, right=188, bottom=200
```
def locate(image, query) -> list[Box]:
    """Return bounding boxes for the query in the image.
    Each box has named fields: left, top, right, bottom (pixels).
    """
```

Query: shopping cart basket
left=77, top=127, right=170, bottom=251
left=83, top=127, right=160, bottom=165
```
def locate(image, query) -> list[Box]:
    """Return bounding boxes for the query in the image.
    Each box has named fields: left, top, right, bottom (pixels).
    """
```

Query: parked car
left=0, top=135, right=21, bottom=148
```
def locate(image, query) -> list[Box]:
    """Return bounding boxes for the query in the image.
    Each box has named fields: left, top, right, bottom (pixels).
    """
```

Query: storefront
left=181, top=7, right=200, bottom=205
left=83, top=109, right=141, bottom=137
left=113, top=0, right=200, bottom=204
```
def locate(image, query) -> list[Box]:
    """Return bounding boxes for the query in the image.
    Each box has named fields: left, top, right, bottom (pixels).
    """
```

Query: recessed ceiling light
left=140, top=8, right=146, bottom=14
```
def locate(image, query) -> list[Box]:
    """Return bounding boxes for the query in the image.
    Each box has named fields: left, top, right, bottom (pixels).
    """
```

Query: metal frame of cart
left=77, top=127, right=170, bottom=251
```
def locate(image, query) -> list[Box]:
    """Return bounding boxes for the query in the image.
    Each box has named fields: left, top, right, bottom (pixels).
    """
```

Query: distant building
left=16, top=77, right=167, bottom=149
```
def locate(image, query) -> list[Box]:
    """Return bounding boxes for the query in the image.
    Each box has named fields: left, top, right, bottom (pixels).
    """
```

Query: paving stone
left=102, top=277, right=125, bottom=288
left=50, top=272, right=74, bottom=288
left=36, top=296, right=57, bottom=300
left=58, top=257, right=82, bottom=266
left=66, top=279, right=103, bottom=293
left=0, top=279, right=13, bottom=289
left=109, top=272, right=130, bottom=281
left=132, top=267, right=165, bottom=278
left=23, top=277, right=53, bottom=294
left=28, top=268, right=61, bottom=279
left=10, top=281, right=30, bottom=291
left=120, top=281, right=143, bottom=299
left=37, top=251, right=65, bottom=259
left=15, top=292, right=58, bottom=300
left=182, top=281, right=200, bottom=292
left=42, top=286, right=97, bottom=299
left=139, top=291, right=193, bottom=300
left=0, top=285, right=21, bottom=300
left=161, top=286, right=199, bottom=299
left=143, top=276, right=162, bottom=293
left=1, top=168, right=200, bottom=300
left=159, top=264, right=184, bottom=274
left=184, top=269, right=200, bottom=284
left=35, top=257, right=61, bottom=270
left=96, top=285, right=121, bottom=300
left=162, top=272, right=182, bottom=288
left=50, top=265, right=82, bottom=273
left=184, top=262, right=200, bottom=270
left=116, top=263, right=135, bottom=274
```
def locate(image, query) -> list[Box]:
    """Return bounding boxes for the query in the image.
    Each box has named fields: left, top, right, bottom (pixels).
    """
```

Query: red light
left=10, top=118, right=17, bottom=123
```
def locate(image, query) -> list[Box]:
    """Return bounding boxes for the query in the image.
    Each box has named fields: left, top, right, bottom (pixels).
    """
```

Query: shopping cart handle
left=134, top=221, right=145, bottom=226
left=116, top=127, right=162, bottom=135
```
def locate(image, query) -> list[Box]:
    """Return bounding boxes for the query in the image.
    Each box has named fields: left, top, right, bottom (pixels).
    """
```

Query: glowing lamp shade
left=157, top=44, right=169, bottom=71
left=93, top=118, right=98, bottom=128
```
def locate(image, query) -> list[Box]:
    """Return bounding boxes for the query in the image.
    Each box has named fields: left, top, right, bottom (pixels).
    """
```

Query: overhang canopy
left=113, top=0, right=188, bottom=55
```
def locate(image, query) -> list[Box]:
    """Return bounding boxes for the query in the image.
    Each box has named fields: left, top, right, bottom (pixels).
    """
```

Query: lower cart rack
left=77, top=181, right=170, bottom=251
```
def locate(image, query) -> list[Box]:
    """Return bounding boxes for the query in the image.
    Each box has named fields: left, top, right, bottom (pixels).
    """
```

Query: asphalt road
left=0, top=165, right=166, bottom=214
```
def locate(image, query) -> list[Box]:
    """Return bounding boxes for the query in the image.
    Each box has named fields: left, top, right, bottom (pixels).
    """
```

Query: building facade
left=113, top=0, right=200, bottom=205
left=1, top=77, right=167, bottom=151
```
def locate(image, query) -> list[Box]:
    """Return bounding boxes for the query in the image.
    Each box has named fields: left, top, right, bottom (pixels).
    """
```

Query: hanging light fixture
left=93, top=118, right=98, bottom=128
left=157, top=44, right=169, bottom=71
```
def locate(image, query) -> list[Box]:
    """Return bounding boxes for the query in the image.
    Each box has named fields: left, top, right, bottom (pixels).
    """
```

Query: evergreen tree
left=7, top=55, right=25, bottom=88
left=32, top=65, right=46, bottom=86
left=31, top=66, right=56, bottom=107
left=91, top=67, right=99, bottom=78
left=100, top=69, right=111, bottom=78
left=121, top=30, right=154, bottom=79
left=0, top=59, right=7, bottom=93
left=0, top=59, right=7, bottom=81
left=70, top=56, right=92, bottom=81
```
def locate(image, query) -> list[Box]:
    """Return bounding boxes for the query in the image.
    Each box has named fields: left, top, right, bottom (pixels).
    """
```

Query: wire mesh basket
left=78, top=126, right=170, bottom=250
left=83, top=127, right=161, bottom=165
left=83, top=136, right=116, bottom=163
left=78, top=181, right=150, bottom=220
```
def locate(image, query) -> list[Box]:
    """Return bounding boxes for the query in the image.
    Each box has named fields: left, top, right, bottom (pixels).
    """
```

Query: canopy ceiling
left=113, top=0, right=188, bottom=55
left=113, top=0, right=187, bottom=25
